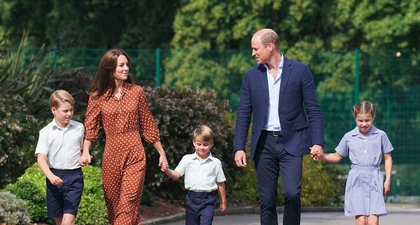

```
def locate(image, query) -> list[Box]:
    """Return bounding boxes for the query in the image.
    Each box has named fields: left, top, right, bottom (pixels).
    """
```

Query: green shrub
left=394, top=164, right=420, bottom=196
left=4, top=179, right=52, bottom=224
left=0, top=190, right=31, bottom=225
left=301, top=156, right=346, bottom=206
left=141, top=188, right=155, bottom=207
left=0, top=94, right=40, bottom=188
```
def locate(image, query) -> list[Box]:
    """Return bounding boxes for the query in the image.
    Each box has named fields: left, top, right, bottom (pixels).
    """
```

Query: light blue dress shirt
left=264, top=56, right=284, bottom=131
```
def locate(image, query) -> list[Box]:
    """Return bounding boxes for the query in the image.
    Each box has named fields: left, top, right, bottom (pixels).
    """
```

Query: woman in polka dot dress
left=79, top=49, right=168, bottom=225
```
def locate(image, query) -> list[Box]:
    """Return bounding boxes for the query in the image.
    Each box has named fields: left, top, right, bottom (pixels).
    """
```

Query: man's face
left=251, top=36, right=270, bottom=65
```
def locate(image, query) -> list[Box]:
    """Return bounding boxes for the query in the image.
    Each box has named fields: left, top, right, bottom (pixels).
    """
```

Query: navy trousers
left=254, top=133, right=303, bottom=225
left=185, top=191, right=217, bottom=225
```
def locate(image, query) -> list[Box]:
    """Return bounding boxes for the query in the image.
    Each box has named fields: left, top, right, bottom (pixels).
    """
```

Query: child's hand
left=383, top=180, right=391, bottom=195
left=219, top=202, right=227, bottom=212
left=310, top=145, right=324, bottom=161
left=159, top=155, right=168, bottom=171
left=79, top=154, right=92, bottom=167
left=48, top=175, right=63, bottom=186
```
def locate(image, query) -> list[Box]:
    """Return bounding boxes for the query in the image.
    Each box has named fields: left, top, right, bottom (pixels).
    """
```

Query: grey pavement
left=144, top=204, right=420, bottom=225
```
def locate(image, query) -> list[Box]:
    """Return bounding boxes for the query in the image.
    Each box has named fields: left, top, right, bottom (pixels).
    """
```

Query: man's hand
left=310, top=144, right=324, bottom=161
left=234, top=150, right=247, bottom=168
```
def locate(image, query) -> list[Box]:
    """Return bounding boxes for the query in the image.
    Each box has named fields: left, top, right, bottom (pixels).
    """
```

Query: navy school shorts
left=46, top=168, right=84, bottom=218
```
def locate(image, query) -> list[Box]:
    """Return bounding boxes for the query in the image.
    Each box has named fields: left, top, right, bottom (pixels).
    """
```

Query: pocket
left=294, top=120, right=310, bottom=130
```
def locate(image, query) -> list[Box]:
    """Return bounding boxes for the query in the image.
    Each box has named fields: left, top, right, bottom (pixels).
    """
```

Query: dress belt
left=262, top=130, right=282, bottom=137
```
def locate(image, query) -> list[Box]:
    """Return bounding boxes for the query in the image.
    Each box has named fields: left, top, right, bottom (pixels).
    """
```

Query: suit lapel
left=279, top=56, right=290, bottom=107
left=258, top=65, right=269, bottom=106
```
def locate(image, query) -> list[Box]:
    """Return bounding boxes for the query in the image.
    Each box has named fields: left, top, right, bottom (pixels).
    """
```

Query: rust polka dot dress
left=84, top=82, right=160, bottom=225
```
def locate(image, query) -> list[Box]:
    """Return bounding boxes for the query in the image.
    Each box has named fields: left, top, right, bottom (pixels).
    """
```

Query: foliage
left=0, top=0, right=182, bottom=48
left=0, top=190, right=31, bottom=225
left=4, top=179, right=52, bottom=224
left=0, top=93, right=39, bottom=188
left=171, top=0, right=420, bottom=51
left=0, top=29, right=88, bottom=120
left=141, top=188, right=155, bottom=207
left=301, top=156, right=345, bottom=206
left=393, top=164, right=420, bottom=196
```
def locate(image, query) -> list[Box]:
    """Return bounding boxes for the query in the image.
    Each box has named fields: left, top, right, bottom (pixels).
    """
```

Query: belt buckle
left=273, top=131, right=279, bottom=137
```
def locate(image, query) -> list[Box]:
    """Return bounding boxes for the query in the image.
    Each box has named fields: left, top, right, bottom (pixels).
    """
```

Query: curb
left=143, top=206, right=343, bottom=225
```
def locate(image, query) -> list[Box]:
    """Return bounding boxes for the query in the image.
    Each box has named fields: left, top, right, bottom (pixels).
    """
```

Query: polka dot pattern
left=84, top=82, right=160, bottom=225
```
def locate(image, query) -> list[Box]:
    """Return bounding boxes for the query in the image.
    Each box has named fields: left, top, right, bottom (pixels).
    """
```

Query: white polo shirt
left=174, top=152, right=226, bottom=192
left=35, top=119, right=84, bottom=170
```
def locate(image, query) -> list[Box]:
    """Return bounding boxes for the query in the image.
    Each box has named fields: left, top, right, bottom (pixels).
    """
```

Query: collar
left=263, top=53, right=284, bottom=71
left=193, top=151, right=214, bottom=162
left=52, top=118, right=71, bottom=130
left=350, top=125, right=379, bottom=137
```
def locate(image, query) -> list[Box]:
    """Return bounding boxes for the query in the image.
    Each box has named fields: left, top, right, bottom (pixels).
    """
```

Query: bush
left=4, top=179, right=52, bottom=224
left=0, top=94, right=40, bottom=188
left=0, top=190, right=31, bottom=225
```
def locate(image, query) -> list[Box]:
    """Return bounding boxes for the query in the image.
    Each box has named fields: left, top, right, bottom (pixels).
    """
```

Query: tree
left=0, top=0, right=182, bottom=48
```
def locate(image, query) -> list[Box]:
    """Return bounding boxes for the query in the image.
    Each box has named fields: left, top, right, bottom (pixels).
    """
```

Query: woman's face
left=114, top=55, right=129, bottom=81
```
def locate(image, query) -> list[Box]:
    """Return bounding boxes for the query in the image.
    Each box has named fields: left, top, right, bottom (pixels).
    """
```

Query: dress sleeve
left=137, top=87, right=160, bottom=143
left=84, top=95, right=102, bottom=143
left=382, top=132, right=394, bottom=154
left=335, top=135, right=349, bottom=157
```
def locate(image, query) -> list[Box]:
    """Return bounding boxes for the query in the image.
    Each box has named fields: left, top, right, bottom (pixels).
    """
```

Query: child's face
left=193, top=140, right=213, bottom=158
left=52, top=101, right=74, bottom=128
left=355, top=113, right=375, bottom=136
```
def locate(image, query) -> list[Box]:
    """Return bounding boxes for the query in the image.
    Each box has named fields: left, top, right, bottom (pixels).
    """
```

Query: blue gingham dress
left=336, top=125, right=393, bottom=216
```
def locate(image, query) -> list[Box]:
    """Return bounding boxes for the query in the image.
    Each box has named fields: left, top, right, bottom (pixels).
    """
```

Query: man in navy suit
left=233, top=28, right=325, bottom=225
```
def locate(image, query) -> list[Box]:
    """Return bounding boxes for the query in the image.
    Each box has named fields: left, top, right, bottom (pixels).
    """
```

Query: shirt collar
left=52, top=119, right=71, bottom=130
left=193, top=151, right=214, bottom=162
left=263, top=53, right=284, bottom=71
left=350, top=125, right=378, bottom=137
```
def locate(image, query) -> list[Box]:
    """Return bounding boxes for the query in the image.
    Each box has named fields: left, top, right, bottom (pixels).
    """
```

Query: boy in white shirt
left=163, top=125, right=227, bottom=225
left=35, top=90, right=86, bottom=225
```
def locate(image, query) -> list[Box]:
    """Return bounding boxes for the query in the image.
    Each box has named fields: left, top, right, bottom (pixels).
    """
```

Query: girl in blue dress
left=320, top=101, right=393, bottom=225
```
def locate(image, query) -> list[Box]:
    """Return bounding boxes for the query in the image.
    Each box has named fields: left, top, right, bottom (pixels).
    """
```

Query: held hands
left=310, top=145, right=324, bottom=161
left=159, top=154, right=169, bottom=172
left=79, top=154, right=93, bottom=167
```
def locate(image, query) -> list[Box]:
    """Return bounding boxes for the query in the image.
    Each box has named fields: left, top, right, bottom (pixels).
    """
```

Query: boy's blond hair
left=193, top=125, right=214, bottom=143
left=50, top=90, right=75, bottom=108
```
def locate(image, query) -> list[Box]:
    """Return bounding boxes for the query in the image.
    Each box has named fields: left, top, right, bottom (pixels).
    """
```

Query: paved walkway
left=145, top=204, right=420, bottom=225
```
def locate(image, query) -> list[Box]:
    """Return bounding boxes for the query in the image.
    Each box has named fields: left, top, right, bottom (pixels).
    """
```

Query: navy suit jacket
left=233, top=56, right=325, bottom=160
